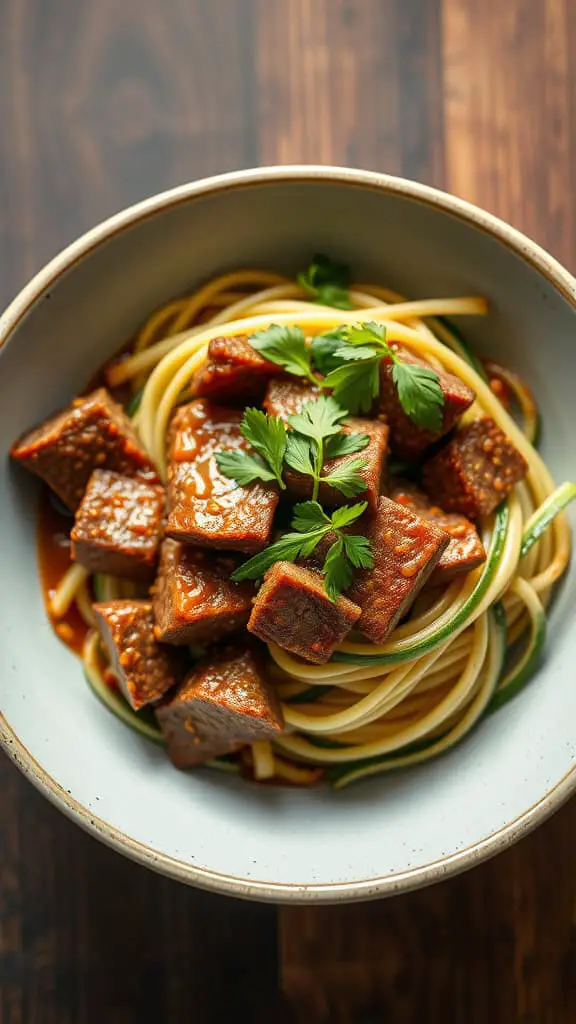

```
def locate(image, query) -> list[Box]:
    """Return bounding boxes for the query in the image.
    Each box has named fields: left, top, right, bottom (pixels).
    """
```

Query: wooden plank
left=256, top=0, right=404, bottom=172
left=442, top=0, right=575, bottom=267
left=280, top=801, right=576, bottom=1023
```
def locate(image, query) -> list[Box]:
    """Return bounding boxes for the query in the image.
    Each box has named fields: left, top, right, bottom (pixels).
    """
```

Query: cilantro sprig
left=218, top=397, right=370, bottom=502
left=232, top=499, right=373, bottom=601
left=297, top=254, right=353, bottom=310
left=248, top=320, right=445, bottom=426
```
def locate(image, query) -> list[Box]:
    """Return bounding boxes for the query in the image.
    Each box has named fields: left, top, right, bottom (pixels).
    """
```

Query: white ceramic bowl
left=1, top=167, right=575, bottom=903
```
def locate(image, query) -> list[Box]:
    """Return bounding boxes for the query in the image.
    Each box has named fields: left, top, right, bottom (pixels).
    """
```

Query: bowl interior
left=1, top=174, right=575, bottom=899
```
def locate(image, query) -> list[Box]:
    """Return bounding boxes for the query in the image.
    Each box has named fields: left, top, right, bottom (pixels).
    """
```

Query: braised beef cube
left=421, top=417, right=528, bottom=519
left=153, top=539, right=254, bottom=645
left=390, top=480, right=486, bottom=584
left=71, top=470, right=165, bottom=579
left=94, top=600, right=185, bottom=711
left=11, top=387, right=158, bottom=510
left=193, top=335, right=281, bottom=404
left=263, top=378, right=321, bottom=419
left=155, top=643, right=284, bottom=768
left=284, top=417, right=388, bottom=510
left=248, top=561, right=361, bottom=664
left=348, top=496, right=450, bottom=643
left=166, top=399, right=279, bottom=552
left=380, top=345, right=476, bottom=459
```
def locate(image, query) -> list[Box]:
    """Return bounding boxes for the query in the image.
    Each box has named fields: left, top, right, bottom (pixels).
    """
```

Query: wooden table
left=1, top=2, right=575, bottom=1021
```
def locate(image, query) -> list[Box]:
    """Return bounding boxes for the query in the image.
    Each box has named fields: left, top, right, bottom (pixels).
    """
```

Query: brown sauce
left=37, top=489, right=90, bottom=656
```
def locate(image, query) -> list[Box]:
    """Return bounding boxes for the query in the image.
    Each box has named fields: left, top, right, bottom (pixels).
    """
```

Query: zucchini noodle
left=51, top=266, right=572, bottom=787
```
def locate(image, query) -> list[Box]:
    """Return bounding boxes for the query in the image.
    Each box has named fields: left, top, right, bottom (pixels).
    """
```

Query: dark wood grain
left=2, top=1, right=576, bottom=1022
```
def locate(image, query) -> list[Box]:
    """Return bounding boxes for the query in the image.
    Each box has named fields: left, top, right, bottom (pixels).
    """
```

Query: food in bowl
left=11, top=254, right=575, bottom=789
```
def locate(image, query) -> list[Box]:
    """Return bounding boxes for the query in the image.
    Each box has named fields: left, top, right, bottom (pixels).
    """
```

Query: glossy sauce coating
left=38, top=491, right=89, bottom=656
left=153, top=538, right=254, bottom=644
left=166, top=399, right=279, bottom=552
left=348, top=496, right=450, bottom=643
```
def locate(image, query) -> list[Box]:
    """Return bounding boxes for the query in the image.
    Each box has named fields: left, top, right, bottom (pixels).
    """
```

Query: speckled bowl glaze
left=1, top=167, right=575, bottom=904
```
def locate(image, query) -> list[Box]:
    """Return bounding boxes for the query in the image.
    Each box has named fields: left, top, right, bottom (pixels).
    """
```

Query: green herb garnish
left=286, top=396, right=369, bottom=502
left=325, top=321, right=444, bottom=427
left=218, top=397, right=370, bottom=503
left=248, top=320, right=445, bottom=425
left=216, top=407, right=287, bottom=489
left=231, top=499, right=373, bottom=601
left=249, top=325, right=318, bottom=385
left=297, top=254, right=353, bottom=310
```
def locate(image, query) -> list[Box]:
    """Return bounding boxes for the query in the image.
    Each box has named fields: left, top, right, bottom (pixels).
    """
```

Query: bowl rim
left=2, top=164, right=576, bottom=904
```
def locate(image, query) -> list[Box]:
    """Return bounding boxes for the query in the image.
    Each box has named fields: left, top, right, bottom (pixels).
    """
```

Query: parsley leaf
left=216, top=408, right=287, bottom=489
left=291, top=500, right=330, bottom=532
left=297, top=254, right=353, bottom=310
left=216, top=450, right=277, bottom=487
left=231, top=527, right=329, bottom=582
left=231, top=498, right=372, bottom=601
left=341, top=533, right=374, bottom=569
left=314, top=319, right=446, bottom=429
left=323, top=358, right=381, bottom=414
left=285, top=434, right=315, bottom=476
left=249, top=324, right=316, bottom=382
left=323, top=538, right=353, bottom=601
left=288, top=396, right=350, bottom=501
left=288, top=395, right=346, bottom=441
left=321, top=457, right=368, bottom=497
left=330, top=502, right=368, bottom=529
left=391, top=361, right=444, bottom=431
left=333, top=345, right=380, bottom=362
left=241, top=408, right=287, bottom=483
left=325, top=431, right=370, bottom=459
left=346, top=321, right=388, bottom=348
left=310, top=329, right=349, bottom=374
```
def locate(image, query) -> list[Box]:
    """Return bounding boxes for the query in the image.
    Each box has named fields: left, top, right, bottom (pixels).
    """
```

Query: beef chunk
left=193, top=335, right=281, bottom=404
left=94, top=600, right=185, bottom=711
left=153, top=539, right=254, bottom=645
left=390, top=480, right=486, bottom=584
left=263, top=378, right=321, bottom=419
left=11, top=387, right=158, bottom=510
left=347, top=496, right=450, bottom=643
left=155, top=643, right=284, bottom=768
left=284, top=417, right=389, bottom=510
left=71, top=470, right=165, bottom=579
left=421, top=417, right=528, bottom=519
left=380, top=345, right=476, bottom=459
left=248, top=561, right=361, bottom=664
left=166, top=399, right=279, bottom=552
